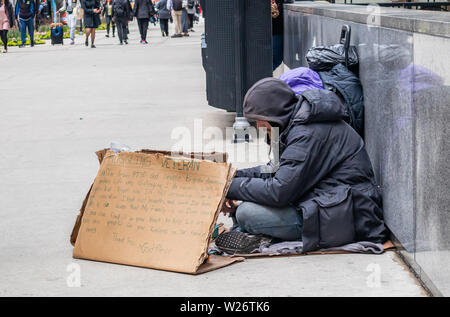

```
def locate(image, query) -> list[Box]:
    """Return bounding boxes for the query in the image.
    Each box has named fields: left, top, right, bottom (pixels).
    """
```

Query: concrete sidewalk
left=0, top=20, right=427, bottom=297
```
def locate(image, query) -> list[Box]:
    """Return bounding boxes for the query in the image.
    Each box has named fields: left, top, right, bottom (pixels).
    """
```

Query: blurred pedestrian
left=186, top=0, right=195, bottom=32
left=133, top=0, right=153, bottom=44
left=0, top=0, right=14, bottom=53
left=156, top=0, right=169, bottom=37
left=36, top=0, right=51, bottom=26
left=81, top=0, right=101, bottom=48
left=167, top=0, right=181, bottom=38
left=103, top=0, right=115, bottom=37
left=112, top=0, right=131, bottom=45
left=66, top=0, right=80, bottom=44
left=272, top=0, right=284, bottom=70
left=15, top=0, right=38, bottom=47
left=180, top=0, right=188, bottom=37
left=75, top=0, right=84, bottom=34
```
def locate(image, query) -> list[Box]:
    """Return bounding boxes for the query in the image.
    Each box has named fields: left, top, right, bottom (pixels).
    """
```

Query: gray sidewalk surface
left=0, top=21, right=427, bottom=296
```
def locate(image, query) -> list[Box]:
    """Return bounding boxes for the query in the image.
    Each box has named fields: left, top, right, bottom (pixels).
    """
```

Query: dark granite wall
left=284, top=2, right=450, bottom=296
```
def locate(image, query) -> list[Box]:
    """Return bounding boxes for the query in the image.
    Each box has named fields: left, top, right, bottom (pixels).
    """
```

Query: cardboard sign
left=71, top=150, right=242, bottom=274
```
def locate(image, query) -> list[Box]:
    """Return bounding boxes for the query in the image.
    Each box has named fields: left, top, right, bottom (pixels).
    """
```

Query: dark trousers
left=19, top=17, right=34, bottom=45
left=137, top=18, right=149, bottom=41
left=105, top=15, right=115, bottom=35
left=272, top=34, right=283, bottom=71
left=116, top=21, right=128, bottom=43
left=187, top=13, right=194, bottom=29
left=159, top=18, right=169, bottom=36
left=0, top=30, right=8, bottom=49
left=181, top=8, right=189, bottom=33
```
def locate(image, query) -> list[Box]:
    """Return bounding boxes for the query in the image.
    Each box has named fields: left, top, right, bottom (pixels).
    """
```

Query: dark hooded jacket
left=133, top=0, right=153, bottom=19
left=112, top=0, right=132, bottom=24
left=319, top=64, right=365, bottom=138
left=227, top=78, right=388, bottom=252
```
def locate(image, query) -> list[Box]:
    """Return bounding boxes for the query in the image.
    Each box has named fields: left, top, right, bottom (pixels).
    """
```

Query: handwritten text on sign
left=73, top=152, right=231, bottom=273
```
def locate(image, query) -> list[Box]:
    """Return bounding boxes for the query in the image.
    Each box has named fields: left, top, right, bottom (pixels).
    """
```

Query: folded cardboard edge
left=72, top=253, right=244, bottom=275
left=194, top=255, right=245, bottom=275
left=194, top=167, right=236, bottom=272
left=70, top=184, right=93, bottom=246
left=95, top=148, right=228, bottom=165
left=229, top=240, right=396, bottom=258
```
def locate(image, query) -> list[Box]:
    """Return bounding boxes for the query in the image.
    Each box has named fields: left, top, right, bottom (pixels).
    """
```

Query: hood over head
left=243, top=78, right=298, bottom=131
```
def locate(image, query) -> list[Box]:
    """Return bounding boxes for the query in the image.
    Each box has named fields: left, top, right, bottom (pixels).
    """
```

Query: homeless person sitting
left=215, top=78, right=389, bottom=255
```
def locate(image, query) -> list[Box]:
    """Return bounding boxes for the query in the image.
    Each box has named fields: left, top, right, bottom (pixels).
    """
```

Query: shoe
left=91, top=44, right=96, bottom=48
left=143, top=40, right=148, bottom=44
left=215, top=231, right=270, bottom=255
left=119, top=41, right=123, bottom=45
left=105, top=34, right=109, bottom=38
left=189, top=28, right=195, bottom=32
left=183, top=33, right=189, bottom=37
left=70, top=40, right=75, bottom=45
left=85, top=41, right=88, bottom=47
left=162, top=32, right=165, bottom=37
left=171, top=34, right=182, bottom=38
left=18, top=44, right=24, bottom=48
left=30, top=42, right=34, bottom=47
left=112, top=34, right=115, bottom=37
left=1, top=48, right=6, bottom=53
left=124, top=40, right=128, bottom=44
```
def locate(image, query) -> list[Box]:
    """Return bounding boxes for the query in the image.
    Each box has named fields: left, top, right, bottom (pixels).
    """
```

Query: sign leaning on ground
left=70, top=150, right=242, bottom=274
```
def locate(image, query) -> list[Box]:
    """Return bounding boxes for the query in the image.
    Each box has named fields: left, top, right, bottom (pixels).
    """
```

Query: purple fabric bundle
left=278, top=67, right=324, bottom=95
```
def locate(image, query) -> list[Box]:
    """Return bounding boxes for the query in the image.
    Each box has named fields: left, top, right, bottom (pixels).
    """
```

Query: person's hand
left=221, top=199, right=238, bottom=216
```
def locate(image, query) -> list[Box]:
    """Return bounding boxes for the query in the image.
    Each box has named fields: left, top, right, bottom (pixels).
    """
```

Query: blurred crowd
left=0, top=0, right=201, bottom=52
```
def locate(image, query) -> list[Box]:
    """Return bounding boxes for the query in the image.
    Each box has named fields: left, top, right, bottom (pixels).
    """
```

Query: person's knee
left=235, top=202, right=264, bottom=232
left=234, top=202, right=253, bottom=229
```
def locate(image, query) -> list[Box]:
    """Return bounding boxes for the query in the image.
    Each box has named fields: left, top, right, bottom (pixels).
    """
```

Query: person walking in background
left=167, top=0, right=181, bottom=38
left=103, top=0, right=115, bottom=37
left=133, top=0, right=153, bottom=44
left=66, top=0, right=79, bottom=44
left=272, top=0, right=284, bottom=71
left=0, top=0, right=14, bottom=53
left=112, top=0, right=131, bottom=45
left=36, top=0, right=51, bottom=26
left=15, top=0, right=38, bottom=47
left=75, top=0, right=84, bottom=34
left=156, top=0, right=169, bottom=37
left=185, top=0, right=194, bottom=32
left=81, top=0, right=101, bottom=48
left=180, top=0, right=188, bottom=37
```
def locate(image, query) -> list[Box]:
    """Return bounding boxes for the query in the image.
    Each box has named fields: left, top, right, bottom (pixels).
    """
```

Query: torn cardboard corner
left=70, top=149, right=242, bottom=274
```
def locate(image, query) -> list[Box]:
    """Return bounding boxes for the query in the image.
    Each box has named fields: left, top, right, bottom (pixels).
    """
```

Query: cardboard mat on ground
left=222, top=240, right=395, bottom=258
left=70, top=149, right=243, bottom=274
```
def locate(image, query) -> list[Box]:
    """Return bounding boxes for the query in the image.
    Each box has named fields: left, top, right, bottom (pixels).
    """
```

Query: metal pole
left=232, top=0, right=251, bottom=143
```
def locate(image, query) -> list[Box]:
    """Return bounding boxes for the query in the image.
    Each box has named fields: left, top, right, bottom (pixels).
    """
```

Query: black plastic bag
left=306, top=44, right=359, bottom=72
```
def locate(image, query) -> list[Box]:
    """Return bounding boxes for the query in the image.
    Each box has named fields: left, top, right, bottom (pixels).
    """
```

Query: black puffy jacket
left=227, top=78, right=389, bottom=252
left=319, top=64, right=365, bottom=138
